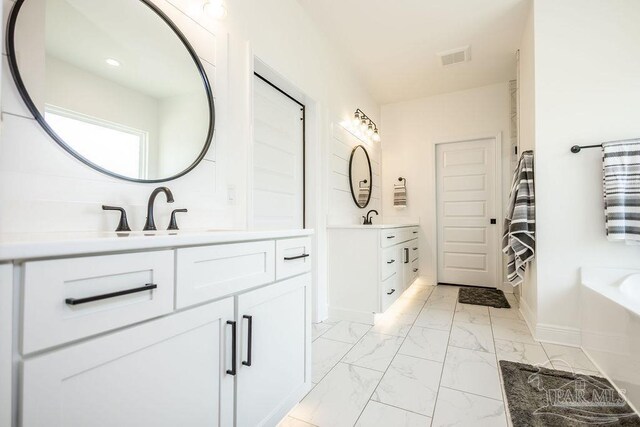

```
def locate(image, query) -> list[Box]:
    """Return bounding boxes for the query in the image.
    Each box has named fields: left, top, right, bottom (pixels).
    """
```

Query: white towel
left=603, top=139, right=640, bottom=245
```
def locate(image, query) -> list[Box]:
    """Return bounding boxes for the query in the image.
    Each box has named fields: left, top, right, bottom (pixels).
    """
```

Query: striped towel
left=603, top=139, right=640, bottom=244
left=502, top=151, right=535, bottom=286
left=357, top=185, right=370, bottom=205
left=394, top=181, right=407, bottom=208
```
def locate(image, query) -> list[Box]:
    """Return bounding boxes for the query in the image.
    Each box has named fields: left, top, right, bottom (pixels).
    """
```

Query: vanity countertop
left=0, top=229, right=314, bottom=261
left=327, top=224, right=418, bottom=229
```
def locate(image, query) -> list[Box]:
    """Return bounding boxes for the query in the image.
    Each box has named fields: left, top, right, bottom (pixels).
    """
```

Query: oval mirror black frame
left=348, top=145, right=373, bottom=209
left=5, top=0, right=215, bottom=183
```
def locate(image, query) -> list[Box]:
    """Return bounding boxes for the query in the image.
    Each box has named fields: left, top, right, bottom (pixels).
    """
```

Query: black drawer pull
left=386, top=289, right=396, bottom=295
left=413, top=268, right=419, bottom=272
left=412, top=231, right=418, bottom=234
left=413, top=247, right=418, bottom=250
left=65, top=283, right=157, bottom=305
left=242, top=315, right=253, bottom=367
left=404, top=248, right=409, bottom=264
left=386, top=235, right=395, bottom=239
left=284, top=253, right=310, bottom=261
left=226, top=320, right=237, bottom=375
left=387, top=259, right=395, bottom=264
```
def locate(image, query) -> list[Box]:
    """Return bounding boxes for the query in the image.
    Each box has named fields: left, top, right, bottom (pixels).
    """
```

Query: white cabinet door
left=22, top=299, right=235, bottom=427
left=236, top=274, right=311, bottom=427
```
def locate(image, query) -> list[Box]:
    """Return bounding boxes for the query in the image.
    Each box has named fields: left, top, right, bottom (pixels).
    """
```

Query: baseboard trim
left=535, top=323, right=582, bottom=347
left=518, top=296, right=536, bottom=337
left=498, top=282, right=515, bottom=294
left=328, top=306, right=375, bottom=325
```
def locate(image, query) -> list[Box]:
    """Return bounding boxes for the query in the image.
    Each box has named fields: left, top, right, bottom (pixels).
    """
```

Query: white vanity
left=327, top=225, right=420, bottom=323
left=0, top=230, right=313, bottom=427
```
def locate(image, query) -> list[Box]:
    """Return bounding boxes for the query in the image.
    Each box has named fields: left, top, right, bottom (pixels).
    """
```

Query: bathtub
left=581, top=268, right=640, bottom=411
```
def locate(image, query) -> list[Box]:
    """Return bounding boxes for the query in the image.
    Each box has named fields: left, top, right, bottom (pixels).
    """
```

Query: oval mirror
left=7, top=0, right=214, bottom=182
left=349, top=145, right=372, bottom=208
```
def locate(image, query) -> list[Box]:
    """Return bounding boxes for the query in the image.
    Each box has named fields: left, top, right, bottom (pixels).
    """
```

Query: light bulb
left=373, top=130, right=381, bottom=142
left=367, top=124, right=374, bottom=137
left=204, top=0, right=227, bottom=19
left=360, top=119, right=368, bottom=132
left=352, top=111, right=360, bottom=127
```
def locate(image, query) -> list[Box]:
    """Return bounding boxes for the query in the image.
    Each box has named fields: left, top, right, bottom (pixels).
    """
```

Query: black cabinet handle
left=65, top=283, right=157, bottom=305
left=387, top=289, right=396, bottom=295
left=387, top=259, right=395, bottom=264
left=412, top=247, right=418, bottom=250
left=413, top=268, right=419, bottom=272
left=242, top=315, right=253, bottom=367
left=386, top=235, right=395, bottom=239
left=412, top=231, right=418, bottom=234
left=284, top=254, right=310, bottom=261
left=404, top=248, right=409, bottom=264
left=226, top=320, right=237, bottom=375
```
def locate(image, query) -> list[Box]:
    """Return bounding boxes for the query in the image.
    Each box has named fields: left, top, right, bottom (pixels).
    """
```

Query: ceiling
left=297, top=0, right=530, bottom=104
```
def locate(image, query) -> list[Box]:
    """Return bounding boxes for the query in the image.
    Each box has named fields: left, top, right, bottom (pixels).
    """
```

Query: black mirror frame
left=5, top=0, right=215, bottom=183
left=348, top=144, right=373, bottom=209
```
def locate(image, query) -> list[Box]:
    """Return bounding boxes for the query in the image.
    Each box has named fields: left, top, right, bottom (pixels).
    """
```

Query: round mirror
left=349, top=145, right=372, bottom=208
left=7, top=0, right=214, bottom=182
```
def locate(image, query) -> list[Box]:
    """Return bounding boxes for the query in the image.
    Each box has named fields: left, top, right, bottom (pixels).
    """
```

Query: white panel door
left=236, top=274, right=311, bottom=427
left=252, top=76, right=304, bottom=229
left=436, top=138, right=497, bottom=287
left=22, top=299, right=235, bottom=427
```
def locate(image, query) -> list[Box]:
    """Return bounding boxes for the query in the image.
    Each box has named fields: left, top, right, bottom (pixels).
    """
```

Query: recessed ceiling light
left=105, top=58, right=121, bottom=67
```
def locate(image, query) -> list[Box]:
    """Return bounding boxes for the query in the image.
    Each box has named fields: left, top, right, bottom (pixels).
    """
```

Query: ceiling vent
left=438, top=46, right=471, bottom=67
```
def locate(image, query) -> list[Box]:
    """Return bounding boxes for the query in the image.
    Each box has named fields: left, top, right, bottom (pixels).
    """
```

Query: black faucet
left=362, top=209, right=379, bottom=225
left=143, top=187, right=174, bottom=231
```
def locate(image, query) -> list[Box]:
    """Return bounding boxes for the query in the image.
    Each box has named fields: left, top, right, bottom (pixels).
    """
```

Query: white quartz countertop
left=0, top=229, right=314, bottom=261
left=327, top=224, right=418, bottom=229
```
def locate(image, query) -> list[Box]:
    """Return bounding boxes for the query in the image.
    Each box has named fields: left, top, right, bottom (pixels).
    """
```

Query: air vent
left=438, top=46, right=471, bottom=67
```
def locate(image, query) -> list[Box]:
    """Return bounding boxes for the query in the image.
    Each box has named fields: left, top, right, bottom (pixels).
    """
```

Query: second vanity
left=327, top=224, right=420, bottom=323
left=0, top=229, right=313, bottom=427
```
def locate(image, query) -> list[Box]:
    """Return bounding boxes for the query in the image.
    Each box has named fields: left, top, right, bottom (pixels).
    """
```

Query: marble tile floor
left=280, top=282, right=604, bottom=427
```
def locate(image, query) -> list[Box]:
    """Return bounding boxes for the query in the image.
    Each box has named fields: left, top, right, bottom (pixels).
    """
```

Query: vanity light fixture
left=105, top=58, right=121, bottom=67
left=203, top=0, right=227, bottom=19
left=344, top=108, right=380, bottom=144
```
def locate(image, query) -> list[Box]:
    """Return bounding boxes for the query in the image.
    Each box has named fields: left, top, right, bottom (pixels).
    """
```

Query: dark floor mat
left=500, top=360, right=640, bottom=426
left=457, top=287, right=511, bottom=308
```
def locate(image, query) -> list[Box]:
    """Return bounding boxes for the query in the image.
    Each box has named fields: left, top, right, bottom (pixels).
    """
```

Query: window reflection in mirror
left=8, top=0, right=213, bottom=181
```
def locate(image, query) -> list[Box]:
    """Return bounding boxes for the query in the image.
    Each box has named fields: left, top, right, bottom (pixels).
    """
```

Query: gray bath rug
left=500, top=360, right=640, bottom=426
left=457, top=287, right=511, bottom=308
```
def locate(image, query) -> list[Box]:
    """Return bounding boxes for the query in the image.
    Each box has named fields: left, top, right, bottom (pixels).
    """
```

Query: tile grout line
left=429, top=290, right=460, bottom=426
left=352, top=286, right=434, bottom=426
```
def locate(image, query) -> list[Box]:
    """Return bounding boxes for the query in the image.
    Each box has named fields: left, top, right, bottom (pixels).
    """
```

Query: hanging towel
left=394, top=179, right=407, bottom=208
left=502, top=151, right=535, bottom=286
left=603, top=139, right=640, bottom=244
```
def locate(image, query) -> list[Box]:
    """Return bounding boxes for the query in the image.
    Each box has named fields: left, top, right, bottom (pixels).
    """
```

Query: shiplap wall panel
left=328, top=122, right=381, bottom=224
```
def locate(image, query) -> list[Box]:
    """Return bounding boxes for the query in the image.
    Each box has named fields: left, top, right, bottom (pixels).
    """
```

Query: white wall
left=0, top=0, right=378, bottom=320
left=517, top=3, right=538, bottom=328
left=381, top=82, right=512, bottom=284
left=527, top=0, right=640, bottom=344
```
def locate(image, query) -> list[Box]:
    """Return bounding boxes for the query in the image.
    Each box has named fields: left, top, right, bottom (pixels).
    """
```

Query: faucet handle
left=168, top=209, right=188, bottom=231
left=102, top=205, right=131, bottom=232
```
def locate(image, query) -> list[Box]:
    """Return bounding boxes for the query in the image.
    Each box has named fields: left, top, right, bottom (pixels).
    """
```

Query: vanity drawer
left=380, top=274, right=400, bottom=312
left=380, top=246, right=399, bottom=281
left=22, top=251, right=174, bottom=354
left=411, top=259, right=420, bottom=282
left=275, top=237, right=312, bottom=280
left=176, top=241, right=275, bottom=309
left=380, top=229, right=401, bottom=247
left=410, top=241, right=419, bottom=261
